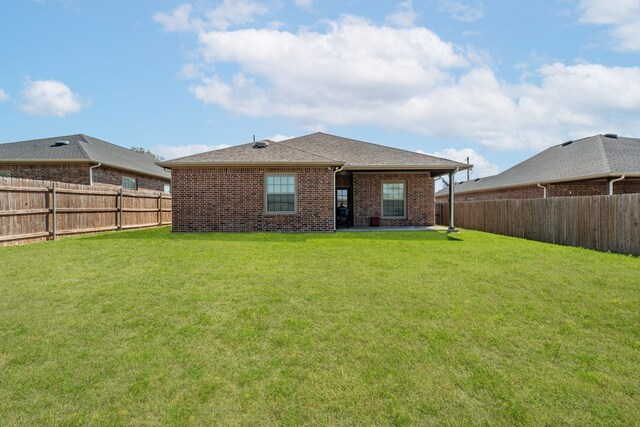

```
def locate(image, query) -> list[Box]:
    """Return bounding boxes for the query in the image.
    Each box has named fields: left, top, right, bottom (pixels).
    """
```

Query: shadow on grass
left=88, top=227, right=463, bottom=243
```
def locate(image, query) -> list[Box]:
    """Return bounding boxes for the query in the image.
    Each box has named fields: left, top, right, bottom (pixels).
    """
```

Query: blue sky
left=1, top=0, right=639, bottom=179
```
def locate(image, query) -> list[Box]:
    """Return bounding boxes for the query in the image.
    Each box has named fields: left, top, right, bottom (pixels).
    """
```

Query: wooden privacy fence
left=437, top=194, right=640, bottom=256
left=0, top=177, right=171, bottom=246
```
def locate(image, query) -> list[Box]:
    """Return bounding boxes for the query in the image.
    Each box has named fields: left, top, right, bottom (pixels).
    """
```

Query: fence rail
left=437, top=194, right=640, bottom=256
left=0, top=177, right=171, bottom=246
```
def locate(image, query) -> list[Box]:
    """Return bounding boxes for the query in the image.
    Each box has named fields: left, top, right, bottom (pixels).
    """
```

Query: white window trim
left=264, top=173, right=297, bottom=215
left=381, top=180, right=407, bottom=219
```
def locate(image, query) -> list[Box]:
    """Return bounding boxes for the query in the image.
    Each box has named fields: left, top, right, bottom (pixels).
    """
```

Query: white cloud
left=438, top=1, right=484, bottom=23
left=386, top=1, right=419, bottom=28
left=154, top=4, right=195, bottom=32
left=0, top=89, right=9, bottom=101
left=206, top=0, right=269, bottom=30
left=180, top=63, right=202, bottom=79
left=420, top=147, right=500, bottom=178
left=292, top=0, right=313, bottom=9
left=267, top=134, right=294, bottom=142
left=20, top=79, right=85, bottom=117
left=577, top=0, right=640, bottom=51
left=152, top=143, right=231, bottom=160
left=161, top=10, right=640, bottom=151
left=154, top=0, right=268, bottom=32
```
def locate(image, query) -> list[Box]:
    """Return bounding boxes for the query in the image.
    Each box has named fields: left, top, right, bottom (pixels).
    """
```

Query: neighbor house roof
left=158, top=132, right=469, bottom=175
left=0, top=134, right=171, bottom=180
left=436, top=134, right=640, bottom=196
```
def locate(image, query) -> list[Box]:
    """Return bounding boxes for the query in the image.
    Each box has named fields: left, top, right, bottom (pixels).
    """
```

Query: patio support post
left=448, top=168, right=458, bottom=232
left=333, top=165, right=344, bottom=231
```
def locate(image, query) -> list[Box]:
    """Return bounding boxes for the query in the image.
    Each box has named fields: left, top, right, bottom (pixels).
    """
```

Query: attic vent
left=475, top=178, right=480, bottom=181
left=604, top=133, right=619, bottom=139
left=253, top=140, right=269, bottom=148
left=53, top=140, right=70, bottom=146
left=561, top=140, right=573, bottom=147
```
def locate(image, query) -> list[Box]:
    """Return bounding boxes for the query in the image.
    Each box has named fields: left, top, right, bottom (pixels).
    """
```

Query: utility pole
left=466, top=156, right=470, bottom=181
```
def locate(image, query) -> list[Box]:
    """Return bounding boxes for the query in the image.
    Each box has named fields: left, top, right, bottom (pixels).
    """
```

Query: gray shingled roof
left=159, top=138, right=341, bottom=166
left=159, top=132, right=469, bottom=174
left=0, top=134, right=170, bottom=179
left=436, top=134, right=640, bottom=196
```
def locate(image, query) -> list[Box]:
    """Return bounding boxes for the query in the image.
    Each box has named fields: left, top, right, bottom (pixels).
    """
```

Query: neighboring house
left=0, top=134, right=171, bottom=192
left=158, top=132, right=470, bottom=232
left=436, top=134, right=640, bottom=201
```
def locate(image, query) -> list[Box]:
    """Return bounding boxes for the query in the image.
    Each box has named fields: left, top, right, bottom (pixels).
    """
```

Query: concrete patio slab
left=336, top=225, right=449, bottom=232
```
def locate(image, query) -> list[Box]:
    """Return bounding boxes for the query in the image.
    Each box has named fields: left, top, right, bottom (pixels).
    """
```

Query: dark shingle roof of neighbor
left=436, top=134, right=640, bottom=196
left=158, top=132, right=470, bottom=174
left=0, top=134, right=171, bottom=179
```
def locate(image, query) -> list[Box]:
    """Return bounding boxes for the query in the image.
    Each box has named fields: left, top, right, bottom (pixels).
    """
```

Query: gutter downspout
left=448, top=167, right=459, bottom=232
left=608, top=174, right=625, bottom=195
left=333, top=165, right=344, bottom=231
left=89, top=162, right=101, bottom=186
left=537, top=183, right=547, bottom=198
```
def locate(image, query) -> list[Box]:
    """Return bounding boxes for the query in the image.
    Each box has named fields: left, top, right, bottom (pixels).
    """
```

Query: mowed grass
left=1, top=228, right=639, bottom=426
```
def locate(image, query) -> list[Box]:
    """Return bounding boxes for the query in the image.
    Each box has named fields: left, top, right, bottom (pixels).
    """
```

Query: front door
left=336, top=188, right=352, bottom=228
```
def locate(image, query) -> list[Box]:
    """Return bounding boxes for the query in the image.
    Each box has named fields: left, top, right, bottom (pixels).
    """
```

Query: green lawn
left=1, top=228, right=639, bottom=426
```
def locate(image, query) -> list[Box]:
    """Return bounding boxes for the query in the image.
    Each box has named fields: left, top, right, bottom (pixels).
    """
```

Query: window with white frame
left=382, top=182, right=406, bottom=217
left=163, top=183, right=171, bottom=193
left=122, top=176, right=137, bottom=190
left=0, top=170, right=10, bottom=178
left=266, top=174, right=296, bottom=213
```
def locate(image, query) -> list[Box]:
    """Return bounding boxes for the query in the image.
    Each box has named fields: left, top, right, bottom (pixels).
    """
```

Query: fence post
left=47, top=184, right=53, bottom=238
left=158, top=192, right=163, bottom=226
left=51, top=182, right=57, bottom=240
left=118, top=188, right=123, bottom=230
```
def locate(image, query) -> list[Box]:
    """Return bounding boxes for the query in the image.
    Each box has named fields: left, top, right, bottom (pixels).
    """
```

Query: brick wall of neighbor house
left=171, top=167, right=335, bottom=232
left=352, top=172, right=434, bottom=227
left=435, top=178, right=640, bottom=201
left=92, top=166, right=169, bottom=191
left=0, top=164, right=91, bottom=184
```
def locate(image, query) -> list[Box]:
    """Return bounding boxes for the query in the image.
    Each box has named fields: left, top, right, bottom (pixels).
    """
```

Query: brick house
left=0, top=134, right=171, bottom=191
left=158, top=132, right=470, bottom=232
left=436, top=134, right=640, bottom=201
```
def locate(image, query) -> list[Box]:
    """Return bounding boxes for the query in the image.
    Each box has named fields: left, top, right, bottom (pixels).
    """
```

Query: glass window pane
left=267, top=194, right=295, bottom=212
left=122, top=177, right=137, bottom=190
left=382, top=182, right=404, bottom=216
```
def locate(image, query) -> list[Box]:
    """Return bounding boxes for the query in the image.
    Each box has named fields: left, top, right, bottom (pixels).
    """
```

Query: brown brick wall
left=436, top=178, right=640, bottom=201
left=92, top=166, right=169, bottom=191
left=352, top=172, right=434, bottom=227
left=1, top=164, right=90, bottom=184
left=0, top=164, right=169, bottom=191
left=171, top=167, right=334, bottom=232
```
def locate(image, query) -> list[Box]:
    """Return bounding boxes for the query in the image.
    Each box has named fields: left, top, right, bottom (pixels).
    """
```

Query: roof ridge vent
left=52, top=140, right=70, bottom=147
left=561, top=140, right=573, bottom=147
left=253, top=140, right=269, bottom=148
left=604, top=133, right=619, bottom=139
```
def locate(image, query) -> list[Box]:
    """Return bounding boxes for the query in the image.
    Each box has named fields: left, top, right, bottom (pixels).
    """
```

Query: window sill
left=264, top=211, right=298, bottom=216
